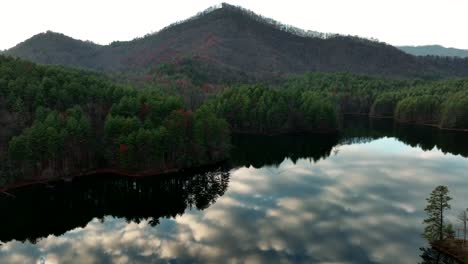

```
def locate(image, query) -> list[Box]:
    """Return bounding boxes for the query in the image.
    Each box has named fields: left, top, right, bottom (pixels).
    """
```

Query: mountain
left=398, top=45, right=468, bottom=58
left=5, top=3, right=468, bottom=81
left=6, top=31, right=103, bottom=70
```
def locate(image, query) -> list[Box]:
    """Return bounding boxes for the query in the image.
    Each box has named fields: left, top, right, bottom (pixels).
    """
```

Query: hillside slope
left=6, top=3, right=468, bottom=81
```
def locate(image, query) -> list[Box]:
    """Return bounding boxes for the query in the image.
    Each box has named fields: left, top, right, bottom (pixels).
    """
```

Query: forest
left=200, top=72, right=468, bottom=134
left=200, top=84, right=340, bottom=134
left=2, top=54, right=468, bottom=187
left=0, top=56, right=230, bottom=186
left=281, top=73, right=468, bottom=130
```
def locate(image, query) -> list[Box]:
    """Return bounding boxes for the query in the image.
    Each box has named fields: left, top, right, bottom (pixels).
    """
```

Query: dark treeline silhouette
left=0, top=167, right=229, bottom=243
left=6, top=4, right=468, bottom=82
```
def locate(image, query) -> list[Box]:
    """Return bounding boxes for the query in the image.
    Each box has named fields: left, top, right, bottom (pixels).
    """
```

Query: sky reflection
left=1, top=137, right=468, bottom=264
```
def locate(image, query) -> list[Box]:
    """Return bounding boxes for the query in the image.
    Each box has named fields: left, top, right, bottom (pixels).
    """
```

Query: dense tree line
left=201, top=85, right=341, bottom=134
left=0, top=56, right=230, bottom=185
left=282, top=73, right=468, bottom=130
left=204, top=73, right=468, bottom=134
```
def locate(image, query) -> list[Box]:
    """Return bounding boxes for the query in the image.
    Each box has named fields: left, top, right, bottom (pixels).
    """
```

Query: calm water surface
left=1, top=117, right=467, bottom=264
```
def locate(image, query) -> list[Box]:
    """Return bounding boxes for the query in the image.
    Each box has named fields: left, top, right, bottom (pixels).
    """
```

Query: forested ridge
left=0, top=55, right=230, bottom=186
left=398, top=45, right=468, bottom=58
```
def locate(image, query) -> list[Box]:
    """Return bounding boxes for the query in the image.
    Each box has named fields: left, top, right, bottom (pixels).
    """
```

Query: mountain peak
left=6, top=30, right=101, bottom=69
left=14, top=30, right=99, bottom=48
left=26, top=30, right=68, bottom=41
left=6, top=3, right=468, bottom=80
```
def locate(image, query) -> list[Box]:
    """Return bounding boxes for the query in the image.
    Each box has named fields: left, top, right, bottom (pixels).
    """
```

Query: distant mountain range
left=398, top=45, right=468, bottom=58
left=5, top=3, right=468, bottom=81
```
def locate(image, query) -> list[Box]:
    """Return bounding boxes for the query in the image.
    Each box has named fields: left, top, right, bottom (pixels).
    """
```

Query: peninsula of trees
left=0, top=56, right=230, bottom=187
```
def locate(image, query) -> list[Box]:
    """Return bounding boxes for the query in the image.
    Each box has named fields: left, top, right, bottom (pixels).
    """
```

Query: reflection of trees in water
left=419, top=247, right=459, bottom=264
left=2, top=116, right=467, bottom=251
left=0, top=167, right=230, bottom=244
left=341, top=117, right=468, bottom=158
left=231, top=116, right=468, bottom=169
left=231, top=133, right=340, bottom=168
left=395, top=125, right=468, bottom=158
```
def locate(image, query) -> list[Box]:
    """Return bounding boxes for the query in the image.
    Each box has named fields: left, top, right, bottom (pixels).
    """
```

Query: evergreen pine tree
left=423, top=186, right=452, bottom=241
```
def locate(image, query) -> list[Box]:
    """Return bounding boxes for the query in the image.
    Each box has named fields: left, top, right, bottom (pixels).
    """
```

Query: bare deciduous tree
left=458, top=209, right=467, bottom=246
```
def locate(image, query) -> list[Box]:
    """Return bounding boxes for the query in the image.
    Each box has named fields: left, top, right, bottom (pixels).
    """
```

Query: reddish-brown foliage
left=119, top=144, right=129, bottom=153
left=140, top=103, right=150, bottom=115
left=166, top=109, right=193, bottom=130
left=200, top=83, right=215, bottom=92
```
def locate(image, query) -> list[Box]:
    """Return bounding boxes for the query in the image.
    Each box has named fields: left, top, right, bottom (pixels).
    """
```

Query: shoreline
left=231, top=128, right=340, bottom=136
left=431, top=240, right=468, bottom=264
left=0, top=160, right=228, bottom=194
left=2, top=114, right=468, bottom=193
left=345, top=113, right=468, bottom=132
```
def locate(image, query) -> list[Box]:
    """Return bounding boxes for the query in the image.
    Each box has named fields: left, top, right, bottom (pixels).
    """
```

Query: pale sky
left=1, top=0, right=468, bottom=50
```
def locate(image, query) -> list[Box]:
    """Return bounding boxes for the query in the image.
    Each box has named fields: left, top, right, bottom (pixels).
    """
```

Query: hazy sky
left=2, top=0, right=468, bottom=50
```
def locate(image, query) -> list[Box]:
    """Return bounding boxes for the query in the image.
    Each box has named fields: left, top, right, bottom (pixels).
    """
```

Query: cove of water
left=0, top=117, right=467, bottom=264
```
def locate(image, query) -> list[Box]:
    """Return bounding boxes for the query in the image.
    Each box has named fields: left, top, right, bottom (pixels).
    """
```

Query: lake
left=0, top=117, right=467, bottom=264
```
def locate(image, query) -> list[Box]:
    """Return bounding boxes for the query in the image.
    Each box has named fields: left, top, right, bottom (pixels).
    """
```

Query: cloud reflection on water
left=1, top=138, right=468, bottom=263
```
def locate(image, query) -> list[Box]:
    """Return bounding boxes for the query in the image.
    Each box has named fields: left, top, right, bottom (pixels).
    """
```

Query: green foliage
left=284, top=73, right=468, bottom=130
left=198, top=72, right=468, bottom=133
left=370, top=93, right=401, bottom=117
left=395, top=96, right=441, bottom=124
left=3, top=52, right=468, bottom=187
left=194, top=107, right=231, bottom=161
left=8, top=106, right=92, bottom=176
left=423, top=186, right=452, bottom=241
left=206, top=84, right=341, bottom=133
left=0, top=55, right=230, bottom=184
left=440, top=91, right=468, bottom=129
left=300, top=91, right=339, bottom=130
